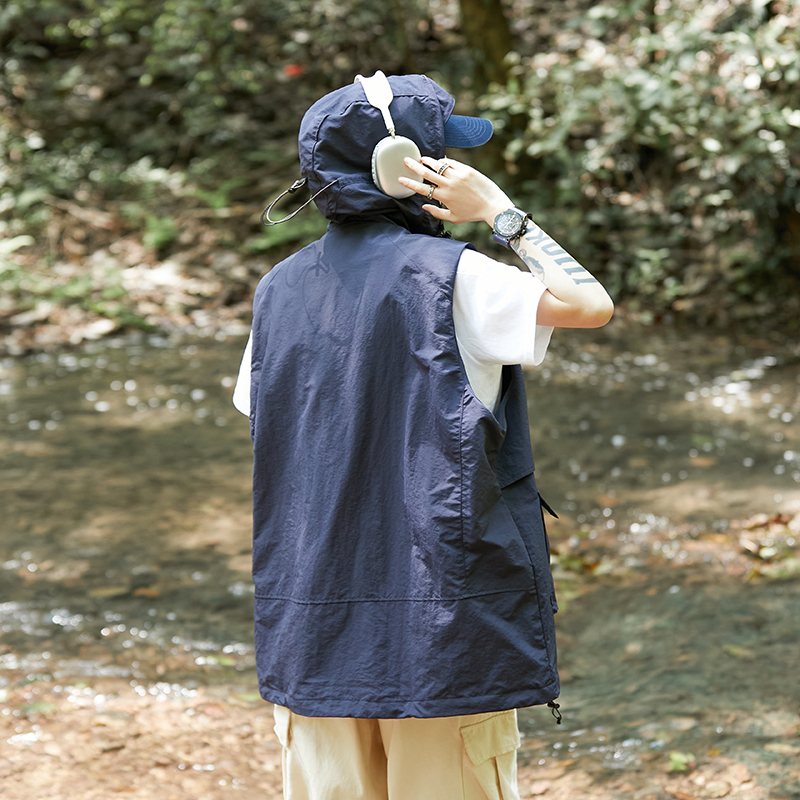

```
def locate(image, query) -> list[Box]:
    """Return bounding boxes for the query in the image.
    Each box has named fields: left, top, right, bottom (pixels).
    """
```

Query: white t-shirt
left=233, top=249, right=552, bottom=415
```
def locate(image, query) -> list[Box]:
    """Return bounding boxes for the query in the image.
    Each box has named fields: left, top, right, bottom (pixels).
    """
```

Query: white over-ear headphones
left=354, top=71, right=421, bottom=199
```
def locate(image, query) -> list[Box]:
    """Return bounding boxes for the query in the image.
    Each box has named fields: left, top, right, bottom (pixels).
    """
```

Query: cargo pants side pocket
left=460, top=710, right=521, bottom=800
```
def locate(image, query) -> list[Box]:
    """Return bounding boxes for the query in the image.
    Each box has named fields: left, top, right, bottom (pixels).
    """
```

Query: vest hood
left=298, top=74, right=456, bottom=236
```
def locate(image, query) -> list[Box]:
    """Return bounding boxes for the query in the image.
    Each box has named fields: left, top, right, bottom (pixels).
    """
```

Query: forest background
left=1, top=0, right=800, bottom=354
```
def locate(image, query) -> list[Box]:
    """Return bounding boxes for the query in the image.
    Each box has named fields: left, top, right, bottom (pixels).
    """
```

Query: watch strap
left=492, top=207, right=533, bottom=248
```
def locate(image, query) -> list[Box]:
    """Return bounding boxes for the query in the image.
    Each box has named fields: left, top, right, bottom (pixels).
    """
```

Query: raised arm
left=399, top=156, right=614, bottom=329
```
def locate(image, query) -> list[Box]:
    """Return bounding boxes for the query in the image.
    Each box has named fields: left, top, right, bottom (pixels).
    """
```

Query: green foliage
left=668, top=751, right=696, bottom=772
left=2, top=0, right=800, bottom=332
left=0, top=0, right=418, bottom=169
left=482, top=0, right=800, bottom=318
left=143, top=214, right=178, bottom=251
left=190, top=177, right=251, bottom=211
left=0, top=0, right=428, bottom=265
left=244, top=213, right=328, bottom=254
left=0, top=235, right=35, bottom=257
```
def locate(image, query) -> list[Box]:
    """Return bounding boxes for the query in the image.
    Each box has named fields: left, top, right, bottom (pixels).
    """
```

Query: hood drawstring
left=547, top=700, right=562, bottom=725
left=261, top=178, right=339, bottom=226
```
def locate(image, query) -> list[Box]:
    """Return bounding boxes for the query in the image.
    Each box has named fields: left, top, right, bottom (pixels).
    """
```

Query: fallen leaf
left=727, top=763, right=751, bottom=784
left=134, top=587, right=161, bottom=598
left=690, top=457, right=717, bottom=467
left=739, top=538, right=760, bottom=555
left=666, top=790, right=700, bottom=800
left=595, top=494, right=617, bottom=508
left=232, top=692, right=263, bottom=705
left=697, top=780, right=731, bottom=798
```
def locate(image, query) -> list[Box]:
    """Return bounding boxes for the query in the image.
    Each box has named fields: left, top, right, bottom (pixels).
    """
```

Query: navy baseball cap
left=443, top=114, right=494, bottom=148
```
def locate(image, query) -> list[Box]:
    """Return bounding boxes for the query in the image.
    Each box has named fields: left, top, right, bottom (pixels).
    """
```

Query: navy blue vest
left=249, top=218, right=559, bottom=718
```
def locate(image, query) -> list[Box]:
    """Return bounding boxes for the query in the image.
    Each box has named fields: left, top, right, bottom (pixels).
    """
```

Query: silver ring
left=436, top=162, right=451, bottom=176
left=426, top=184, right=436, bottom=201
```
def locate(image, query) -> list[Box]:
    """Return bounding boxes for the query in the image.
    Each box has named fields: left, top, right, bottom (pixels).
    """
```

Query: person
left=233, top=72, right=613, bottom=800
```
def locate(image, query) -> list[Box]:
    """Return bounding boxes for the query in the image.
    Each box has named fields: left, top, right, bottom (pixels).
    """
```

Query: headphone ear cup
left=371, top=136, right=421, bottom=199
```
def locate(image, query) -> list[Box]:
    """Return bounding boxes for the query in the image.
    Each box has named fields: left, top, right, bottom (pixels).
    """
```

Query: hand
left=398, top=156, right=512, bottom=227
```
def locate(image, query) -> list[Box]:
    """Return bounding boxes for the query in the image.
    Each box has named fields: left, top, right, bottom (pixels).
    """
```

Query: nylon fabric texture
left=249, top=219, right=559, bottom=717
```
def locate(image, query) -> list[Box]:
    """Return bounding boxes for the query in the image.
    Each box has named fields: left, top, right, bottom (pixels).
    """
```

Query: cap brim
left=443, top=114, right=494, bottom=148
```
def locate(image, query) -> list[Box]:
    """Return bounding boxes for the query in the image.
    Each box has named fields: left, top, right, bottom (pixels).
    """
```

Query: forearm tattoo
left=514, top=224, right=599, bottom=285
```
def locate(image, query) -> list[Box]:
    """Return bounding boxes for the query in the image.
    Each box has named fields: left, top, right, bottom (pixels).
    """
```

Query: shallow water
left=1, top=334, right=257, bottom=685
left=1, top=324, right=799, bottom=784
left=526, top=325, right=800, bottom=533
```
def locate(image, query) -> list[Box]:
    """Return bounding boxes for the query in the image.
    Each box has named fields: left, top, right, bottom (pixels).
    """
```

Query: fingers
left=405, top=156, right=460, bottom=182
left=421, top=203, right=452, bottom=221
left=398, top=156, right=468, bottom=221
left=402, top=156, right=429, bottom=179
left=399, top=156, right=505, bottom=226
left=420, top=155, right=455, bottom=177
left=397, top=173, right=427, bottom=192
left=399, top=157, right=453, bottom=200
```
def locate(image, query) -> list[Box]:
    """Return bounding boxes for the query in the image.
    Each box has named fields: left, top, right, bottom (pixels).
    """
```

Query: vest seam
left=252, top=587, right=537, bottom=604
left=257, top=677, right=560, bottom=705
left=459, top=387, right=467, bottom=586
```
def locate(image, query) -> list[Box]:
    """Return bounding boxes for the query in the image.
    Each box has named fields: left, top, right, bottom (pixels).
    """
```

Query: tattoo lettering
left=515, top=244, right=545, bottom=280
left=515, top=224, right=599, bottom=286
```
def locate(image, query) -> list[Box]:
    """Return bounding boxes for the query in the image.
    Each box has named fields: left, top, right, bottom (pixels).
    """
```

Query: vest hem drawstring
left=547, top=700, right=562, bottom=724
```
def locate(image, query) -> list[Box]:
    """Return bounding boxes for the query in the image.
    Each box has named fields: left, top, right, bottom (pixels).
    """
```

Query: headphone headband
left=355, top=71, right=397, bottom=138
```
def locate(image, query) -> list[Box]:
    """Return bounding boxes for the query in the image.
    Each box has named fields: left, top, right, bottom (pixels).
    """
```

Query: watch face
left=495, top=209, right=524, bottom=237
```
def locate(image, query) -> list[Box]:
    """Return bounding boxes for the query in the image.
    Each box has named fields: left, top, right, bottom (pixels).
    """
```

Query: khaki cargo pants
left=273, top=705, right=520, bottom=800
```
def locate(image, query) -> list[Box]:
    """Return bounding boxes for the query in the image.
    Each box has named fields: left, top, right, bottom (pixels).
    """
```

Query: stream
left=1, top=322, right=799, bottom=796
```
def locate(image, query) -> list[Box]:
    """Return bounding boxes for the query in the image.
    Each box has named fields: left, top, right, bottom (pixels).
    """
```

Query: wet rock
left=763, top=742, right=800, bottom=755
left=695, top=779, right=731, bottom=798
left=729, top=711, right=800, bottom=738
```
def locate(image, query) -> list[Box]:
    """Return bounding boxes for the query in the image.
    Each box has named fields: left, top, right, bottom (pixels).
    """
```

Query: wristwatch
left=492, top=207, right=532, bottom=248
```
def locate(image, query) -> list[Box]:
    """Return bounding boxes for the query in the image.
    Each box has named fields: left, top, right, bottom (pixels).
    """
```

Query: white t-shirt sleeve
left=453, top=249, right=553, bottom=369
left=232, top=332, right=253, bottom=416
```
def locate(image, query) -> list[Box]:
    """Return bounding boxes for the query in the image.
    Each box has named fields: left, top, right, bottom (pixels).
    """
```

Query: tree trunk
left=457, top=0, right=515, bottom=91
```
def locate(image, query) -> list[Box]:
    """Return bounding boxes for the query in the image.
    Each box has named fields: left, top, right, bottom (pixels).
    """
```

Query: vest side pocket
left=538, top=492, right=559, bottom=614
left=500, top=475, right=559, bottom=676
left=462, top=487, right=539, bottom=592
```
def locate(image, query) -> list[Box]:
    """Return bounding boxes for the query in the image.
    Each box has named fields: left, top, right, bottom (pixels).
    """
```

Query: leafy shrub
left=482, top=0, right=800, bottom=321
